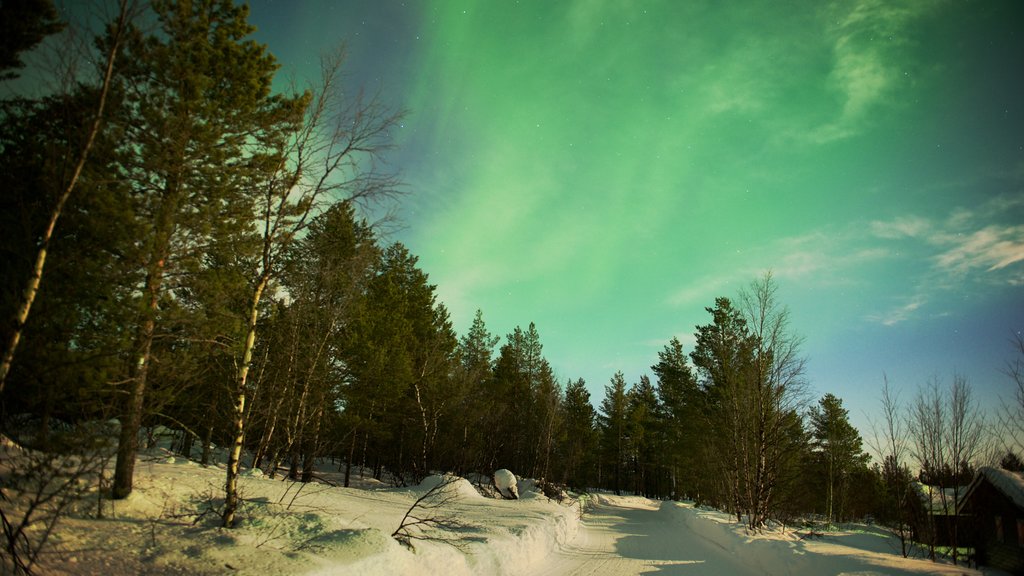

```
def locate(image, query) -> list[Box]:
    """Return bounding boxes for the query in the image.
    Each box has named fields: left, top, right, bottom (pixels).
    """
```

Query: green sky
left=250, top=0, right=1024, bottom=429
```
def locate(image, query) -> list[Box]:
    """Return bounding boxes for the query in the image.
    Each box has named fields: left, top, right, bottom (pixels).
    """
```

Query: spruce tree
left=627, top=376, right=659, bottom=496
left=338, top=243, right=456, bottom=484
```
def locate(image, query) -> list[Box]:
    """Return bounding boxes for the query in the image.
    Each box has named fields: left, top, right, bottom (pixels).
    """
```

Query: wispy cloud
left=666, top=196, right=1024, bottom=328
left=935, top=225, right=1024, bottom=273
left=870, top=200, right=1024, bottom=275
left=867, top=295, right=927, bottom=327
left=861, top=197, right=1024, bottom=323
left=667, top=273, right=741, bottom=308
left=869, top=216, right=930, bottom=239
left=806, top=0, right=933, bottom=143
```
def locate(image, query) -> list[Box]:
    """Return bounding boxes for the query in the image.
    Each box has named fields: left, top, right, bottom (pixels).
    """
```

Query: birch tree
left=0, top=0, right=132, bottom=394
left=736, top=271, right=809, bottom=530
left=222, top=50, right=402, bottom=526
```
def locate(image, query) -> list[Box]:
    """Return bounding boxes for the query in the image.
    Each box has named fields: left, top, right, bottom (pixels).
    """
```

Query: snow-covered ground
left=544, top=494, right=1002, bottom=575
left=6, top=441, right=1010, bottom=575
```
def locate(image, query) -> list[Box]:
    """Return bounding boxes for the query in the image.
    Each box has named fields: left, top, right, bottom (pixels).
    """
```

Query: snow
left=3, top=437, right=1012, bottom=575
left=544, top=495, right=1007, bottom=576
left=494, top=468, right=518, bottom=499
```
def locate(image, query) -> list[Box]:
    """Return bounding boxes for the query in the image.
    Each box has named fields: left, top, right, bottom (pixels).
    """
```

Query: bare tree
left=908, top=376, right=944, bottom=560
left=221, top=49, right=402, bottom=527
left=0, top=0, right=133, bottom=394
left=867, top=374, right=912, bottom=557
left=736, top=271, right=809, bottom=530
left=945, top=373, right=984, bottom=565
left=999, top=332, right=1024, bottom=457
left=908, top=373, right=985, bottom=564
left=1, top=424, right=115, bottom=575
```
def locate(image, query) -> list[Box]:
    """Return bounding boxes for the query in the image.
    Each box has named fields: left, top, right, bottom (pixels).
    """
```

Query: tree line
left=1, top=2, right=1016, bottom=571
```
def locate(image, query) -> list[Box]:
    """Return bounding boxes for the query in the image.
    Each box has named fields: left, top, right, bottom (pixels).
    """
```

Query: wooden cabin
left=957, top=466, right=1024, bottom=574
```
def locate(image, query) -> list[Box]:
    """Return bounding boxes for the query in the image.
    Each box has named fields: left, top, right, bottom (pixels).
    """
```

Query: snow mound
left=417, top=474, right=483, bottom=500
left=494, top=468, right=518, bottom=499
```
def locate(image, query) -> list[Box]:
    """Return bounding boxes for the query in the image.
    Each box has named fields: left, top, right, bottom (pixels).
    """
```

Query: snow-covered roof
left=957, top=466, right=1024, bottom=514
left=911, top=481, right=967, bottom=514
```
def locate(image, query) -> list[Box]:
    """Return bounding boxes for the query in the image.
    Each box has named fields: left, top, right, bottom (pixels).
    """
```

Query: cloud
left=867, top=295, right=927, bottom=327
left=667, top=197, right=1023, bottom=329
left=935, top=225, right=1024, bottom=273
left=770, top=231, right=894, bottom=281
left=870, top=200, right=1024, bottom=275
left=869, top=216, right=930, bottom=239
left=667, top=273, right=740, bottom=308
left=859, top=198, right=1024, bottom=324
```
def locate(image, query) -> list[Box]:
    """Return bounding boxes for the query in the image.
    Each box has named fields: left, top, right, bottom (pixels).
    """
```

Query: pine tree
left=809, top=393, right=870, bottom=526
left=108, top=0, right=303, bottom=500
left=599, top=371, right=630, bottom=495
left=690, top=297, right=756, bottom=517
left=560, top=378, right=597, bottom=489
left=0, top=0, right=65, bottom=81
left=446, top=309, right=499, bottom=474
left=0, top=90, right=139, bottom=434
left=627, top=376, right=659, bottom=496
left=0, top=1, right=129, bottom=394
left=652, top=336, right=700, bottom=499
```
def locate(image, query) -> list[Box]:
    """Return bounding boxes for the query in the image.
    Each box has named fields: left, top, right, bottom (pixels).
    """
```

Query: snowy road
left=539, top=496, right=758, bottom=576
left=537, top=495, right=986, bottom=576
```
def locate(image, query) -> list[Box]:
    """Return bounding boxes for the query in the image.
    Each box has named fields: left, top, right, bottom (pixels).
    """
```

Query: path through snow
left=541, top=495, right=758, bottom=576
left=540, top=494, right=993, bottom=576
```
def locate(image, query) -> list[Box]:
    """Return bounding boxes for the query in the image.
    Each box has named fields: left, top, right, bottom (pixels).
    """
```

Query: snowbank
left=16, top=451, right=579, bottom=575
left=8, top=432, right=1005, bottom=576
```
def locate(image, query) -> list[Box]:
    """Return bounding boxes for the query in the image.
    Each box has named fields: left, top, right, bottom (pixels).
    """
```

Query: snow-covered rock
left=494, top=468, right=518, bottom=499
left=418, top=474, right=483, bottom=500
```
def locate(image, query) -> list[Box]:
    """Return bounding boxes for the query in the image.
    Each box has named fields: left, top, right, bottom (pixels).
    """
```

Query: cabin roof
left=957, top=466, right=1024, bottom=514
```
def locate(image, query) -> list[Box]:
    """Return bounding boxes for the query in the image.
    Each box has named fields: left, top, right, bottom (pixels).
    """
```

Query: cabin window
left=995, top=517, right=1003, bottom=543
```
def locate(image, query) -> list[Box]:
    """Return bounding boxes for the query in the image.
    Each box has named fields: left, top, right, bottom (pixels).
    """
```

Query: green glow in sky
left=250, top=0, right=1024, bottom=426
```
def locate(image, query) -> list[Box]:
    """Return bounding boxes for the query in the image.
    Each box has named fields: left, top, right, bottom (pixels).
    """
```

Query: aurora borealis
left=247, top=0, right=1024, bottom=427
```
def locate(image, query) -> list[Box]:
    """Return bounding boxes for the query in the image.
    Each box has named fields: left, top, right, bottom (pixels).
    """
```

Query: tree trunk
left=180, top=431, right=194, bottom=459
left=223, top=277, right=267, bottom=527
left=112, top=247, right=168, bottom=498
left=344, top=427, right=357, bottom=488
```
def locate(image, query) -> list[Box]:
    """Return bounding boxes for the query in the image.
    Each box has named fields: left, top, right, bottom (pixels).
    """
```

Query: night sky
left=244, top=0, right=1024, bottom=432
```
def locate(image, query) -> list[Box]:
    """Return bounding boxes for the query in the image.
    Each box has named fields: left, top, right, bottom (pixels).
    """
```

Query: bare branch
left=391, top=475, right=479, bottom=550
